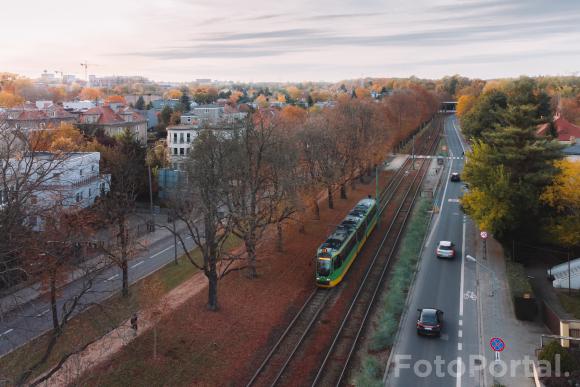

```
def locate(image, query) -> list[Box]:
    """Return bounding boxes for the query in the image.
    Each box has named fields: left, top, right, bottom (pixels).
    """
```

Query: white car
left=436, top=241, right=455, bottom=259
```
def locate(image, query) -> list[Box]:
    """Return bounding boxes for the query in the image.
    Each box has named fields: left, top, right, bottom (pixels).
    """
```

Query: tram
left=316, top=196, right=378, bottom=288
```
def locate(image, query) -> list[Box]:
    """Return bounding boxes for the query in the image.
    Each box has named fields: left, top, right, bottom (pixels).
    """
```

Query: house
left=191, top=104, right=224, bottom=124
left=0, top=152, right=110, bottom=230
left=563, top=143, right=580, bottom=162
left=2, top=106, right=77, bottom=131
left=151, top=99, right=182, bottom=111
left=537, top=113, right=580, bottom=144
left=79, top=104, right=147, bottom=143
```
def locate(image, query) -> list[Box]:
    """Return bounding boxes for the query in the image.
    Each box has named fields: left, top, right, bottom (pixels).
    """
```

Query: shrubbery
left=539, top=341, right=578, bottom=374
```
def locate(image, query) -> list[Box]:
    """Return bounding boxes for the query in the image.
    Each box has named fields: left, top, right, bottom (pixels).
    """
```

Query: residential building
left=151, top=99, right=182, bottom=111
left=192, top=104, right=224, bottom=124
left=0, top=152, right=110, bottom=230
left=62, top=100, right=97, bottom=113
left=79, top=104, right=147, bottom=143
left=537, top=113, right=580, bottom=144
left=1, top=106, right=77, bottom=131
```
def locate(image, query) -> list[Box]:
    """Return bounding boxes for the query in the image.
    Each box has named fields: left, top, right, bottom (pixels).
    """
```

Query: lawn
left=558, top=292, right=580, bottom=320
left=0, top=235, right=240, bottom=385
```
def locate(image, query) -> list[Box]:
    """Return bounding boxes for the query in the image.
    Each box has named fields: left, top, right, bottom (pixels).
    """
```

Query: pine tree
left=135, top=95, right=145, bottom=110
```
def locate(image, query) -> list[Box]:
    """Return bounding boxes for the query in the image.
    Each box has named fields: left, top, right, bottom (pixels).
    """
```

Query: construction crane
left=80, top=61, right=99, bottom=85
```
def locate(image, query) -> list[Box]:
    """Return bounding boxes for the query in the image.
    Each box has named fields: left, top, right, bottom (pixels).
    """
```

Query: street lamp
left=466, top=255, right=498, bottom=297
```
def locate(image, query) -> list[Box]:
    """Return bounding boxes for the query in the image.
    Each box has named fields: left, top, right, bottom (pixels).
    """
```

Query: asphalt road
left=0, top=228, right=196, bottom=357
left=387, top=115, right=482, bottom=387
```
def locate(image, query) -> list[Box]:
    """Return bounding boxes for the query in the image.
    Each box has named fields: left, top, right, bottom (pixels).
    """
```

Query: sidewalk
left=476, top=235, right=547, bottom=386
left=0, top=210, right=187, bottom=318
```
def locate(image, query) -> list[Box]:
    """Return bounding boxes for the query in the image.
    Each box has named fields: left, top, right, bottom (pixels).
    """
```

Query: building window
left=173, top=133, right=177, bottom=143
left=80, top=169, right=83, bottom=176
left=173, top=147, right=178, bottom=155
left=186, top=133, right=191, bottom=142
left=88, top=188, right=92, bottom=197
left=179, top=148, right=184, bottom=155
left=76, top=192, right=81, bottom=202
left=179, top=133, right=184, bottom=143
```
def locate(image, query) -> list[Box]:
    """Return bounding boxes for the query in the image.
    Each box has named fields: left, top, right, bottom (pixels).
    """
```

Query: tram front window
left=317, top=259, right=332, bottom=276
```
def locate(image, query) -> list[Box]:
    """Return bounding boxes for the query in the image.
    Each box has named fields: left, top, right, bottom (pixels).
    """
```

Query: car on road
left=436, top=240, right=455, bottom=259
left=416, top=308, right=443, bottom=336
left=450, top=172, right=461, bottom=182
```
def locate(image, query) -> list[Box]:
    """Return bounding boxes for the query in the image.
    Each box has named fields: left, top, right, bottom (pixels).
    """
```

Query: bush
left=539, top=341, right=579, bottom=373
left=506, top=261, right=533, bottom=298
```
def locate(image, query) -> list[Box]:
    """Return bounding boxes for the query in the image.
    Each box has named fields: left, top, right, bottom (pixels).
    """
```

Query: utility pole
left=147, top=164, right=155, bottom=232
left=375, top=165, right=379, bottom=225
left=411, top=135, right=415, bottom=170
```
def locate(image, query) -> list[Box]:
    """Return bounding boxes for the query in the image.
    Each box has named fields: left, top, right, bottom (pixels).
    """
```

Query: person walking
left=130, top=313, right=138, bottom=337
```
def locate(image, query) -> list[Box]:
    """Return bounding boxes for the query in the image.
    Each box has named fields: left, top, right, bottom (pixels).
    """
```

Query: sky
left=1, top=0, right=579, bottom=83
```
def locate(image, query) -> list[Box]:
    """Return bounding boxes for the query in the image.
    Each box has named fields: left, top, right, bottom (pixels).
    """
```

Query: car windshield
left=421, top=311, right=438, bottom=324
left=439, top=245, right=452, bottom=251
left=317, top=259, right=332, bottom=276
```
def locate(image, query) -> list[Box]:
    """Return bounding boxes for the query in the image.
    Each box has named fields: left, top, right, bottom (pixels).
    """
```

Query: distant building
left=79, top=104, right=147, bottom=143
left=151, top=99, right=182, bottom=111
left=124, top=94, right=162, bottom=106
left=537, top=113, right=580, bottom=144
left=63, top=100, right=97, bottom=114
left=1, top=106, right=77, bottom=131
left=563, top=143, right=580, bottom=162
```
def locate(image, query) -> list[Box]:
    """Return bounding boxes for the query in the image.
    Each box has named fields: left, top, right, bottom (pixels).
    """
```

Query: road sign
left=480, top=231, right=488, bottom=239
left=490, top=337, right=505, bottom=352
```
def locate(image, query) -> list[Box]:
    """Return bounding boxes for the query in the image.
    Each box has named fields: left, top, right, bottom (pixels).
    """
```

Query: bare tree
left=164, top=130, right=240, bottom=310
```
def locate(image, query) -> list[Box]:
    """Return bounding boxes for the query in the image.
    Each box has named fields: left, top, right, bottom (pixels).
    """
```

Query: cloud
left=200, top=28, right=323, bottom=42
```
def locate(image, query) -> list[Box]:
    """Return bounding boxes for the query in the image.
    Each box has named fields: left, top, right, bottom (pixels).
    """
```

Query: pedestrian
left=130, top=313, right=138, bottom=336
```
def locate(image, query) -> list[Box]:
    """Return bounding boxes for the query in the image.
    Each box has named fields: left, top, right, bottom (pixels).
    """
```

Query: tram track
left=246, top=116, right=442, bottom=387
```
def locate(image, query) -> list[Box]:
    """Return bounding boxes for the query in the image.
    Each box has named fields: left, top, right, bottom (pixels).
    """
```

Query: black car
left=416, top=308, right=443, bottom=336
left=450, top=172, right=461, bottom=182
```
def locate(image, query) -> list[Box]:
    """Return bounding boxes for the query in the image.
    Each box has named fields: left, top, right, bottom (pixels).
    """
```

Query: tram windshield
left=317, top=259, right=332, bottom=276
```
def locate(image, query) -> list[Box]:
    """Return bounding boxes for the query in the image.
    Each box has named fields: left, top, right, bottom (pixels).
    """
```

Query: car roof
left=421, top=308, right=438, bottom=316
left=439, top=241, right=452, bottom=247
left=452, top=172, right=459, bottom=175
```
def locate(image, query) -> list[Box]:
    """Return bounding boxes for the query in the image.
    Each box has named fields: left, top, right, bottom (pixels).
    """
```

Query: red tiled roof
left=81, top=106, right=146, bottom=125
left=537, top=114, right=580, bottom=141
left=11, top=108, right=75, bottom=121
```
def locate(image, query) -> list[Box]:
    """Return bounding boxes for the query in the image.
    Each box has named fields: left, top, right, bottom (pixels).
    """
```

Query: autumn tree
left=456, top=95, right=477, bottom=118
left=164, top=89, right=182, bottom=100
left=225, top=113, right=299, bottom=278
left=79, top=87, right=103, bottom=101
left=541, top=160, right=580, bottom=248
left=164, top=130, right=239, bottom=310
left=104, top=95, right=127, bottom=105
left=94, top=130, right=148, bottom=296
left=0, top=91, right=24, bottom=107
left=29, top=122, right=86, bottom=152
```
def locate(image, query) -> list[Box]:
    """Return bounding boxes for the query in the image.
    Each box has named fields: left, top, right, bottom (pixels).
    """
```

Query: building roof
left=5, top=107, right=75, bottom=121
left=537, top=114, right=580, bottom=142
left=81, top=106, right=146, bottom=125
left=563, top=143, right=580, bottom=156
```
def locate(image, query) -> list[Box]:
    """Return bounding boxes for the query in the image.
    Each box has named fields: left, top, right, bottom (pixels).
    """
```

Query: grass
left=505, top=260, right=533, bottom=298
left=558, top=293, right=580, bottom=320
left=0, top=235, right=240, bottom=385
left=354, top=198, right=431, bottom=385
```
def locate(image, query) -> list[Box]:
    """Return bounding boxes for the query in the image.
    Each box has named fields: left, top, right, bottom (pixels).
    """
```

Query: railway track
left=246, top=116, right=442, bottom=387
left=311, top=119, right=441, bottom=386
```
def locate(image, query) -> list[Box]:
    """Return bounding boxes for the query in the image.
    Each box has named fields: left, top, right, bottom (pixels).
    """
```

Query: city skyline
left=1, top=0, right=579, bottom=82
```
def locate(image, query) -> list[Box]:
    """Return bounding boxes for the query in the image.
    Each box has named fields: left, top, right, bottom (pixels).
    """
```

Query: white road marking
left=1, top=329, right=13, bottom=337
left=426, top=153, right=454, bottom=246
left=458, top=330, right=463, bottom=338
left=459, top=319, right=463, bottom=326
left=448, top=198, right=460, bottom=203
left=150, top=245, right=173, bottom=259
left=36, top=309, right=50, bottom=317
left=460, top=218, right=466, bottom=317
left=106, top=274, right=119, bottom=281
left=131, top=261, right=144, bottom=269
left=458, top=343, right=462, bottom=351
left=456, top=357, right=463, bottom=387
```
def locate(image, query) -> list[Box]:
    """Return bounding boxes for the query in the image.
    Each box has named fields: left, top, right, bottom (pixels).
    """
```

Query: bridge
left=440, top=101, right=457, bottom=113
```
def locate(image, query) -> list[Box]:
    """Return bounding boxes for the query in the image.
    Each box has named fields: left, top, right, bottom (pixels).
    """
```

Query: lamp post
left=467, top=255, right=498, bottom=297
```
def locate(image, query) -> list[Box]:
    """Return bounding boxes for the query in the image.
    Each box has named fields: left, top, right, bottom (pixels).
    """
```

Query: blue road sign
left=490, top=337, right=505, bottom=352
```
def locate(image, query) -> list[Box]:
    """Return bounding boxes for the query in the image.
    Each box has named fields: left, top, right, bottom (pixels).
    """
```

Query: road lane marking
left=425, top=150, right=454, bottom=246
left=459, top=218, right=466, bottom=317
left=1, top=329, right=13, bottom=337
left=459, top=319, right=463, bottom=326
left=448, top=198, right=460, bottom=203
left=131, top=261, right=144, bottom=269
left=36, top=309, right=50, bottom=317
left=458, top=330, right=463, bottom=338
left=107, top=274, right=119, bottom=281
left=456, top=357, right=463, bottom=387
left=458, top=343, right=462, bottom=351
left=150, top=245, right=173, bottom=259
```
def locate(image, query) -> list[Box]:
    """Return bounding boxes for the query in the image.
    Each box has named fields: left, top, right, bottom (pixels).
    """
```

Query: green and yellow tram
left=316, top=196, right=378, bottom=288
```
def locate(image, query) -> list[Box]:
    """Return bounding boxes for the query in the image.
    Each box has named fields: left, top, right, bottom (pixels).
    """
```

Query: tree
left=79, top=88, right=102, bottom=101
left=180, top=92, right=191, bottom=112
left=29, top=122, right=86, bottom=152
left=456, top=95, right=476, bottom=118
left=541, top=160, right=580, bottom=248
left=96, top=130, right=148, bottom=296
left=225, top=113, right=299, bottom=278
left=462, top=126, right=563, bottom=242
left=104, top=95, right=126, bottom=105
left=159, top=105, right=173, bottom=127
left=255, top=94, right=268, bottom=108
left=0, top=91, right=24, bottom=107
left=164, top=89, right=182, bottom=99
left=134, top=96, right=145, bottom=110
left=164, top=130, right=239, bottom=310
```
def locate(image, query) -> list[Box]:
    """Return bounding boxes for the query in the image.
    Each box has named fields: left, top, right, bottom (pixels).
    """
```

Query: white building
left=1, top=152, right=110, bottom=230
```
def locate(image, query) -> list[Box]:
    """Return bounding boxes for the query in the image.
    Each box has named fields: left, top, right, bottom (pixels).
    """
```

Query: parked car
left=450, top=172, right=461, bottom=182
left=436, top=241, right=455, bottom=259
left=416, top=308, right=443, bottom=336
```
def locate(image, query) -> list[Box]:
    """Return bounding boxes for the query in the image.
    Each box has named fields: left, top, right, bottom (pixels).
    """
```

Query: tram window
left=345, top=237, right=355, bottom=254
left=335, top=254, right=343, bottom=267
left=317, top=259, right=331, bottom=276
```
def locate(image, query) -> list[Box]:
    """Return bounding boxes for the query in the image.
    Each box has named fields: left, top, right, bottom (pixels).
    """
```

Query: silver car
left=436, top=241, right=455, bottom=259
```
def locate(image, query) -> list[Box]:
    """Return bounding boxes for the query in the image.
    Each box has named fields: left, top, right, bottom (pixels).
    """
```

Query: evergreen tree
left=180, top=93, right=191, bottom=112
left=135, top=95, right=145, bottom=110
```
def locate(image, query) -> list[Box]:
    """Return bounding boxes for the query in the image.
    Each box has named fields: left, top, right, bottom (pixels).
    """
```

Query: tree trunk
left=327, top=186, right=334, bottom=209
left=276, top=221, right=283, bottom=252
left=207, top=267, right=219, bottom=310
left=245, top=237, right=258, bottom=279
left=121, top=259, right=129, bottom=297
left=340, top=183, right=347, bottom=199
left=312, top=199, right=320, bottom=220
left=50, top=273, right=59, bottom=332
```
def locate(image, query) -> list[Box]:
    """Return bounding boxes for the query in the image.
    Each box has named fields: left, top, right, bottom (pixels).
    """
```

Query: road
left=0, top=227, right=196, bottom=357
left=387, top=115, right=482, bottom=387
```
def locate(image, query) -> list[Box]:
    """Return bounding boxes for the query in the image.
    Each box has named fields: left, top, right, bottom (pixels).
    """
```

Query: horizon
left=1, top=0, right=579, bottom=83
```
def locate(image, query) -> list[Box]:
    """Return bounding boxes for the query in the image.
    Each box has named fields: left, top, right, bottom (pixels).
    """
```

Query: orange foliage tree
left=105, top=95, right=127, bottom=105
left=79, top=87, right=103, bottom=101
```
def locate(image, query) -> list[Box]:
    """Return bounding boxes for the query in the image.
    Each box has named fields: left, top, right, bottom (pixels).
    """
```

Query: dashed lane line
left=106, top=274, right=119, bottom=281
left=36, top=309, right=50, bottom=318
left=458, top=330, right=463, bottom=338
left=458, top=343, right=463, bottom=351
left=130, top=261, right=144, bottom=269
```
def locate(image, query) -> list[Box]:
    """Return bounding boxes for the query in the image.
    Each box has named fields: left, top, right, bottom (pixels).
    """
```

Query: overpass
left=440, top=101, right=457, bottom=113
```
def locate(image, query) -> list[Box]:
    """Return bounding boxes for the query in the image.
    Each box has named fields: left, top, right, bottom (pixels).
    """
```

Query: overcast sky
left=1, top=0, right=579, bottom=83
